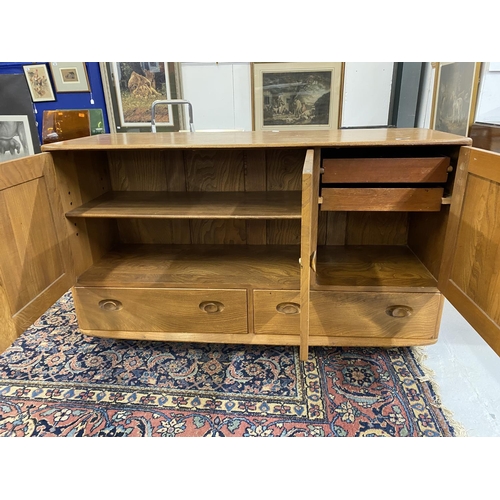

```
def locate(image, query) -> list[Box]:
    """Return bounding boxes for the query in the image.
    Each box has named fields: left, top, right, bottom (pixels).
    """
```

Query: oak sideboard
left=1, top=128, right=499, bottom=360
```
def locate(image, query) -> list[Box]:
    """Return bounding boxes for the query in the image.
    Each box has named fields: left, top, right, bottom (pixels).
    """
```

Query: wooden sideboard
left=1, top=128, right=499, bottom=359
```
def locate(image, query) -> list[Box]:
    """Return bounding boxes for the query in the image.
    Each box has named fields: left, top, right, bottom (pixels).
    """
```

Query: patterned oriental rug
left=0, top=292, right=465, bottom=437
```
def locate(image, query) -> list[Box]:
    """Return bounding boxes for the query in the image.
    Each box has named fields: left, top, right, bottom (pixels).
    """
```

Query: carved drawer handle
left=276, top=302, right=300, bottom=315
left=386, top=305, right=413, bottom=318
left=199, top=301, right=224, bottom=313
left=98, top=299, right=123, bottom=311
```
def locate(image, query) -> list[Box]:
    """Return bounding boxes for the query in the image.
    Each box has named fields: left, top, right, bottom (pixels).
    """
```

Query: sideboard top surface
left=41, top=128, right=472, bottom=151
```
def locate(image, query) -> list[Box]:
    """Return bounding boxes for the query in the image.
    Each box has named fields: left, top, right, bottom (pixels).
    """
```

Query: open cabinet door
left=300, top=148, right=321, bottom=361
left=0, top=153, right=75, bottom=353
left=439, top=147, right=500, bottom=355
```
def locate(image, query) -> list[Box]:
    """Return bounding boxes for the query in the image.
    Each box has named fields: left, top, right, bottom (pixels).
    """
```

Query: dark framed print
left=23, top=64, right=56, bottom=102
left=252, top=62, right=343, bottom=131
left=100, top=62, right=181, bottom=133
left=50, top=62, right=91, bottom=93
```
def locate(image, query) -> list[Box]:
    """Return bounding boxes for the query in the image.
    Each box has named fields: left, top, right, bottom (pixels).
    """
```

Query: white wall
left=475, top=63, right=500, bottom=125
left=341, top=62, right=394, bottom=128
left=179, top=62, right=397, bottom=131
left=180, top=62, right=252, bottom=131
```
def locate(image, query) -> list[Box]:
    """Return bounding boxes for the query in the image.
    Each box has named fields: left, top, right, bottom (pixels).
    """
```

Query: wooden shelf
left=314, top=245, right=438, bottom=291
left=66, top=191, right=302, bottom=219
left=76, top=244, right=301, bottom=288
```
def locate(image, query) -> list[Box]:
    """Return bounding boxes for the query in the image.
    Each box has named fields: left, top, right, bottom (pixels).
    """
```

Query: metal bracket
left=151, top=99, right=195, bottom=132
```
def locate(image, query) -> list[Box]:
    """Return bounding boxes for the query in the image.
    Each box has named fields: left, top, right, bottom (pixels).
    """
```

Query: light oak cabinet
left=0, top=129, right=499, bottom=361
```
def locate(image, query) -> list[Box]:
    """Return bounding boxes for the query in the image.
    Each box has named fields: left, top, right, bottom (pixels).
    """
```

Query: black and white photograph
left=252, top=62, right=342, bottom=131
left=0, top=115, right=35, bottom=162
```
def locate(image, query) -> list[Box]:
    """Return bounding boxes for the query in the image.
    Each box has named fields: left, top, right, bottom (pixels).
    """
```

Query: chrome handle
left=151, top=99, right=195, bottom=132
left=199, top=301, right=224, bottom=314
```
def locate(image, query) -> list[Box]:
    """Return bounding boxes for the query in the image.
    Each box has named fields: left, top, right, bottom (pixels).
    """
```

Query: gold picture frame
left=430, top=62, right=481, bottom=136
left=50, top=62, right=91, bottom=93
left=23, top=64, right=56, bottom=102
left=252, top=62, right=343, bottom=131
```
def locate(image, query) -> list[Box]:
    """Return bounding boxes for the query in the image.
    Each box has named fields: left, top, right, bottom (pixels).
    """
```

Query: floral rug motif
left=0, top=292, right=463, bottom=437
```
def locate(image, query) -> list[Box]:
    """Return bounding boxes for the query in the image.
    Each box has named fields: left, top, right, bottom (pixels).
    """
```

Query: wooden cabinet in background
left=0, top=128, right=499, bottom=360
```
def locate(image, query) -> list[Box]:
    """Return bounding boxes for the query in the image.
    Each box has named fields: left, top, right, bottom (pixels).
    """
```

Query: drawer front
left=253, top=290, right=301, bottom=334
left=73, top=287, right=248, bottom=334
left=321, top=187, right=444, bottom=212
left=322, top=157, right=450, bottom=184
left=310, top=291, right=441, bottom=339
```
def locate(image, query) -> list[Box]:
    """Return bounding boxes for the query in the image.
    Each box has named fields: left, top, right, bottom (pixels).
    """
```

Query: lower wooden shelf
left=77, top=244, right=301, bottom=289
left=314, top=245, right=438, bottom=291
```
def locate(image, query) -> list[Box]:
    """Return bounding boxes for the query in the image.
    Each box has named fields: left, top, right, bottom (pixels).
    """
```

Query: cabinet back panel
left=109, top=148, right=306, bottom=246
left=317, top=211, right=408, bottom=246
left=107, top=150, right=184, bottom=191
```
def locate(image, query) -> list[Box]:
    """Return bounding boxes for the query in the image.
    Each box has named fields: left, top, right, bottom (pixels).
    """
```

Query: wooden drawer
left=73, top=287, right=248, bottom=334
left=322, top=157, right=450, bottom=183
left=310, top=291, right=442, bottom=339
left=253, top=290, right=301, bottom=334
left=321, top=186, right=444, bottom=211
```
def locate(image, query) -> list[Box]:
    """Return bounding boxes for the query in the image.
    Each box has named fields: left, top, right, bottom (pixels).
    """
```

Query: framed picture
left=0, top=74, right=41, bottom=155
left=431, top=62, right=481, bottom=136
left=23, top=64, right=55, bottom=102
left=50, top=62, right=90, bottom=93
left=100, top=62, right=182, bottom=133
left=252, top=62, right=343, bottom=131
left=0, top=115, right=36, bottom=163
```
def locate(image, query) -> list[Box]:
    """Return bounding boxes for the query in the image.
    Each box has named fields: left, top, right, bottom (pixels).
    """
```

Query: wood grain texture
left=184, top=149, right=245, bottom=192
left=314, top=245, right=437, bottom=290
left=52, top=150, right=117, bottom=276
left=0, top=153, right=45, bottom=191
left=76, top=244, right=301, bottom=289
left=321, top=187, right=444, bottom=211
left=300, top=151, right=313, bottom=361
left=439, top=147, right=500, bottom=354
left=468, top=147, right=500, bottom=184
left=117, top=219, right=191, bottom=245
left=79, top=328, right=301, bottom=346
left=41, top=129, right=472, bottom=151
left=244, top=149, right=267, bottom=244
left=309, top=291, right=441, bottom=339
left=189, top=219, right=247, bottom=245
left=74, top=287, right=248, bottom=334
left=253, top=290, right=301, bottom=334
left=326, top=212, right=347, bottom=245
left=408, top=209, right=449, bottom=280
left=449, top=175, right=500, bottom=324
left=66, top=191, right=302, bottom=219
left=266, top=149, right=305, bottom=191
left=0, top=153, right=74, bottom=352
left=108, top=150, right=171, bottom=191
left=322, top=157, right=450, bottom=183
left=346, top=212, right=408, bottom=245
left=0, top=172, right=65, bottom=313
